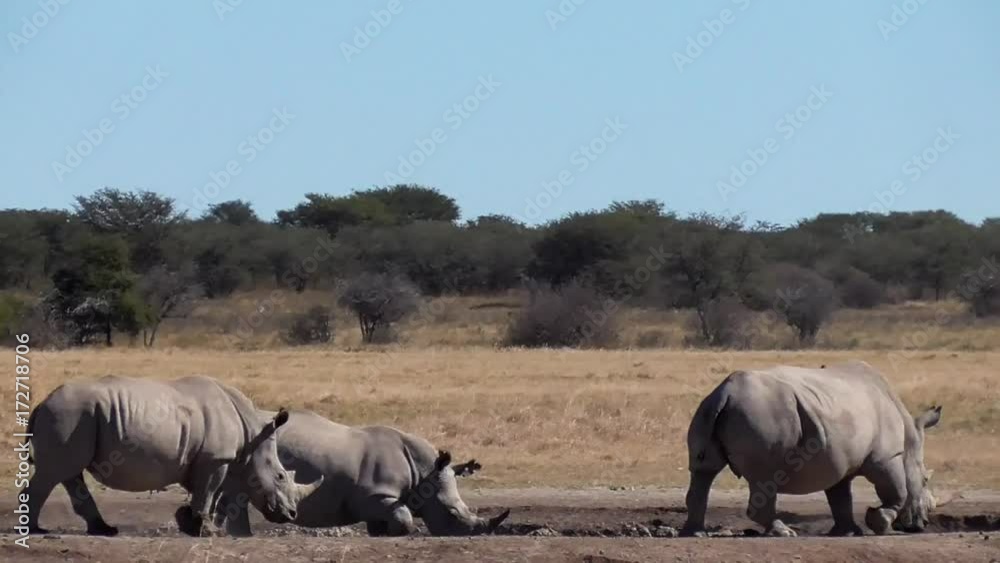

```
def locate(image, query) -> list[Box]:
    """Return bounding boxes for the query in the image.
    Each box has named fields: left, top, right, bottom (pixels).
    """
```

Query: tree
left=906, top=220, right=976, bottom=300
left=363, top=184, right=460, bottom=223
left=45, top=234, right=146, bottom=346
left=138, top=265, right=201, bottom=347
left=202, top=200, right=260, bottom=225
left=277, top=193, right=392, bottom=234
left=337, top=273, right=419, bottom=343
left=73, top=187, right=186, bottom=272
left=0, top=210, right=48, bottom=288
left=664, top=213, right=761, bottom=344
left=527, top=211, right=651, bottom=291
left=760, top=264, right=837, bottom=345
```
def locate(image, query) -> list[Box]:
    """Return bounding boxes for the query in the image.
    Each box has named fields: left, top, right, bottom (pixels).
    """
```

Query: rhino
left=682, top=361, right=942, bottom=537
left=23, top=375, right=322, bottom=536
left=215, top=410, right=510, bottom=536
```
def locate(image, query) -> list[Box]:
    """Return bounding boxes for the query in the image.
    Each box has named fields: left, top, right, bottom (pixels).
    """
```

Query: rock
left=653, top=526, right=679, bottom=538
left=527, top=526, right=559, bottom=537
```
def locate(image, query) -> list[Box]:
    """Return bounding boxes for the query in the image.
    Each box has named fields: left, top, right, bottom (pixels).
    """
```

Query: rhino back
left=35, top=375, right=253, bottom=491
left=716, top=363, right=907, bottom=493
left=274, top=413, right=433, bottom=526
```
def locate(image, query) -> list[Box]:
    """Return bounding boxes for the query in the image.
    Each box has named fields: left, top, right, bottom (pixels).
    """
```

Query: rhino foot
left=766, top=521, right=797, bottom=537
left=679, top=525, right=707, bottom=538
left=827, top=523, right=864, bottom=537
left=175, top=505, right=203, bottom=537
left=865, top=507, right=896, bottom=536
left=86, top=522, right=119, bottom=537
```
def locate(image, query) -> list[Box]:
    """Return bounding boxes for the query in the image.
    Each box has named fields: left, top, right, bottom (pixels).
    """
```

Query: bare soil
left=3, top=487, right=998, bottom=562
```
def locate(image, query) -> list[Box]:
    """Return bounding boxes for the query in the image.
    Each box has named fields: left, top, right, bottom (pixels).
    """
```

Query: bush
left=284, top=306, right=333, bottom=346
left=958, top=267, right=999, bottom=317
left=635, top=328, right=670, bottom=349
left=503, top=283, right=618, bottom=348
left=837, top=268, right=884, bottom=309
left=0, top=294, right=28, bottom=340
left=771, top=265, right=837, bottom=345
left=338, top=273, right=419, bottom=343
left=686, top=296, right=755, bottom=349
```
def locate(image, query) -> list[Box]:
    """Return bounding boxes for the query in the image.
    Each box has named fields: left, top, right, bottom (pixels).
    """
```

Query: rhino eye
left=277, top=473, right=286, bottom=481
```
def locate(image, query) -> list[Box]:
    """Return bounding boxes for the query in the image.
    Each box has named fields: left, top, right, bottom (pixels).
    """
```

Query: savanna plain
left=2, top=296, right=999, bottom=562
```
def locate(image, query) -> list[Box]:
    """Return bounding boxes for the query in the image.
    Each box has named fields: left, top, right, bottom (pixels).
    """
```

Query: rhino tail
left=25, top=407, right=39, bottom=464
left=688, top=386, right=735, bottom=476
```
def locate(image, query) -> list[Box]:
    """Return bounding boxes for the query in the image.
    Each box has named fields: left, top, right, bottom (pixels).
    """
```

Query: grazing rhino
left=215, top=410, right=510, bottom=536
left=23, top=375, right=322, bottom=536
left=682, top=361, right=942, bottom=537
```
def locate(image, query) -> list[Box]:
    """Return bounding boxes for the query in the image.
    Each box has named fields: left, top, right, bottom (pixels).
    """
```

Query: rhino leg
left=746, top=481, right=796, bottom=537
left=366, top=520, right=390, bottom=536
left=386, top=505, right=417, bottom=536
left=681, top=469, right=721, bottom=536
left=824, top=477, right=863, bottom=536
left=22, top=478, right=57, bottom=534
left=214, top=491, right=253, bottom=537
left=62, top=474, right=117, bottom=536
left=371, top=498, right=416, bottom=536
left=178, top=463, right=228, bottom=536
left=861, top=457, right=907, bottom=535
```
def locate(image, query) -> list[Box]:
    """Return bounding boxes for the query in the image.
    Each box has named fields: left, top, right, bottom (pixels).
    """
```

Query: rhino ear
left=916, top=406, right=942, bottom=430
left=435, top=450, right=452, bottom=471
left=273, top=409, right=290, bottom=428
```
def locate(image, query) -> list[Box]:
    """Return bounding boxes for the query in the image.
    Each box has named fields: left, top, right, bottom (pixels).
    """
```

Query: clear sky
left=2, top=1, right=997, bottom=226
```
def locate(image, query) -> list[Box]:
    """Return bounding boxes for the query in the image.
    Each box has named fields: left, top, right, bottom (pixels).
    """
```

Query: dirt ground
left=3, top=487, right=998, bottom=562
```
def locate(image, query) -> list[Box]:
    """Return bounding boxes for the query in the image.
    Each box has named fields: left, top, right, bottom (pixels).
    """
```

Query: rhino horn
left=294, top=473, right=324, bottom=500
left=487, top=509, right=511, bottom=533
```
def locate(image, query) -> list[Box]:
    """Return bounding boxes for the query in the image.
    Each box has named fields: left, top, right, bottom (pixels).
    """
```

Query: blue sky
left=2, top=1, right=997, bottom=225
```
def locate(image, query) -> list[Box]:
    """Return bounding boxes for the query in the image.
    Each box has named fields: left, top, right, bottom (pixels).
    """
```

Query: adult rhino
left=23, top=375, right=322, bottom=536
left=682, top=361, right=942, bottom=537
left=215, top=410, right=510, bottom=536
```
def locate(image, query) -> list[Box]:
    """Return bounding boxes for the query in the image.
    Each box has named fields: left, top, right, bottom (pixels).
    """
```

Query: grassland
left=4, top=346, right=998, bottom=492
left=148, top=290, right=1000, bottom=351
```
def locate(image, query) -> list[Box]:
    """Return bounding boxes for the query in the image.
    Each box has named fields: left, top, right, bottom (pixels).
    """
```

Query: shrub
left=957, top=267, right=999, bottom=317
left=284, top=306, right=334, bottom=346
left=338, top=273, right=419, bottom=343
left=0, top=294, right=28, bottom=340
left=503, top=283, right=618, bottom=348
left=635, top=328, right=670, bottom=349
left=685, top=296, right=755, bottom=349
left=771, top=264, right=837, bottom=345
left=837, top=268, right=884, bottom=309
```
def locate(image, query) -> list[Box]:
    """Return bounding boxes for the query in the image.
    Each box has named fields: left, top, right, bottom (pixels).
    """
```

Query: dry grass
left=138, top=290, right=1000, bottom=351
left=3, top=348, right=998, bottom=492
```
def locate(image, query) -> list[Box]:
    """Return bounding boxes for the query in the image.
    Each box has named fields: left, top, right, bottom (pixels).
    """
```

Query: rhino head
left=895, top=405, right=943, bottom=532
left=239, top=409, right=323, bottom=524
left=408, top=451, right=510, bottom=536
